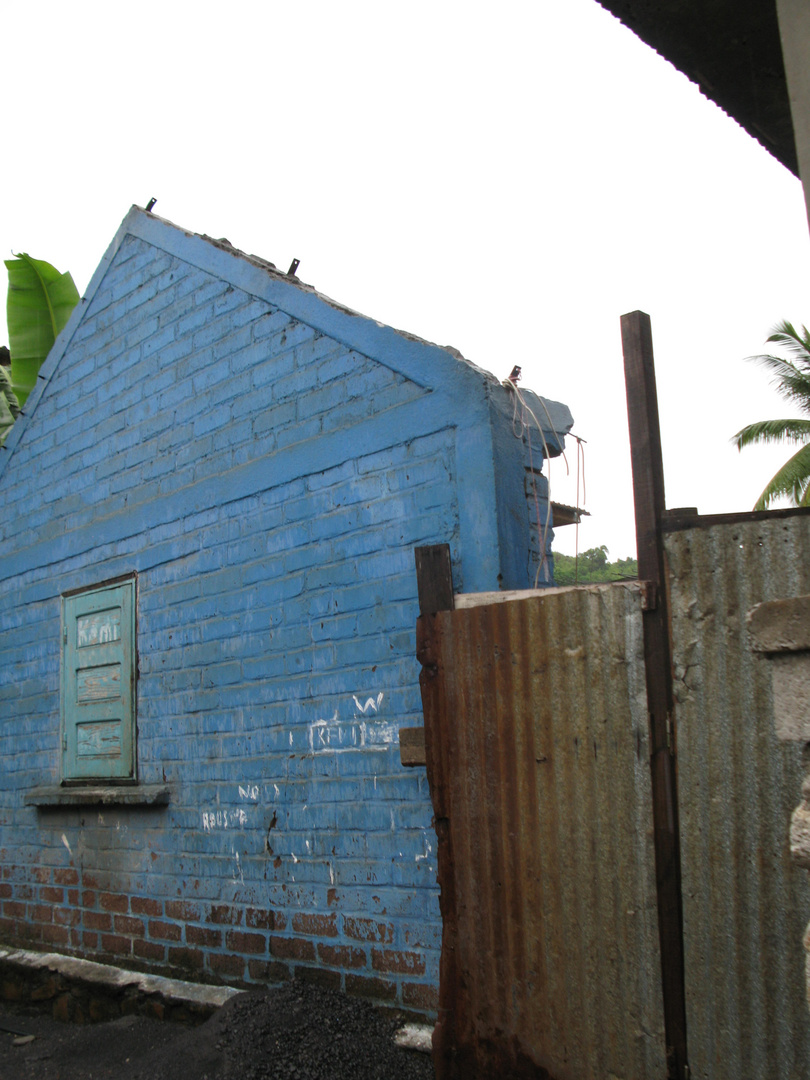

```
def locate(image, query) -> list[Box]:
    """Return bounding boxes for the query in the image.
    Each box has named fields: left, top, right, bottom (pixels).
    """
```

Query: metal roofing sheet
left=422, top=581, right=666, bottom=1079
left=666, top=515, right=810, bottom=1080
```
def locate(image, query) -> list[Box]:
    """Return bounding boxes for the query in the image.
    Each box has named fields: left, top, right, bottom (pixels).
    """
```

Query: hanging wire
left=505, top=381, right=558, bottom=586
left=507, top=383, right=552, bottom=584
left=504, top=377, right=587, bottom=588
left=569, top=433, right=587, bottom=583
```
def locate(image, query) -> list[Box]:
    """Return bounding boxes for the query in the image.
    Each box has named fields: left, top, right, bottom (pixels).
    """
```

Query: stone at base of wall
left=0, top=945, right=242, bottom=1024
left=0, top=944, right=435, bottom=1053
left=394, top=1022, right=433, bottom=1053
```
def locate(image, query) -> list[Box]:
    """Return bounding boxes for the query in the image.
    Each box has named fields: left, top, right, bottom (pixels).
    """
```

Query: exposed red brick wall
left=0, top=870, right=439, bottom=1018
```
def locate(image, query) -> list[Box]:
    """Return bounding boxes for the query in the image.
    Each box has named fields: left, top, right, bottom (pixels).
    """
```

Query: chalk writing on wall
left=202, top=809, right=248, bottom=831
left=308, top=692, right=399, bottom=754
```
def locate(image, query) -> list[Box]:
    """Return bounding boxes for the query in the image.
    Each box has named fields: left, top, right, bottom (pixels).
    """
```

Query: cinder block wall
left=0, top=215, right=562, bottom=1015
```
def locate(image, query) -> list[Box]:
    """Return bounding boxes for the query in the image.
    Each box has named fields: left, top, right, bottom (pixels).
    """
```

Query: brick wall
left=0, top=864, right=438, bottom=1010
left=0, top=213, right=565, bottom=1016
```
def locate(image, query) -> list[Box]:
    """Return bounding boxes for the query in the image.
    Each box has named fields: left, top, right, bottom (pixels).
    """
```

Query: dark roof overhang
left=596, top=0, right=798, bottom=176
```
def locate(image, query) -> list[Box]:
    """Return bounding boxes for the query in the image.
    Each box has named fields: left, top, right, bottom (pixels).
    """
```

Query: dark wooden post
left=414, top=544, right=455, bottom=616
left=621, top=311, right=689, bottom=1080
left=399, top=545, right=456, bottom=769
left=413, top=544, right=456, bottom=1080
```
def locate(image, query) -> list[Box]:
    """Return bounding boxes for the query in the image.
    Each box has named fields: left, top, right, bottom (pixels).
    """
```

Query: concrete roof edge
left=123, top=206, right=502, bottom=395
left=0, top=205, right=570, bottom=482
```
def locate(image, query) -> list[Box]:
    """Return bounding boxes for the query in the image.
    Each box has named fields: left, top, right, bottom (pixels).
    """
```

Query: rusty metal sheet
left=419, top=581, right=666, bottom=1080
left=666, top=514, right=810, bottom=1080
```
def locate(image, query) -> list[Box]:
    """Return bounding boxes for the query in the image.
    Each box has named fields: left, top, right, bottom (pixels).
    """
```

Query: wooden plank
left=455, top=588, right=549, bottom=608
left=399, top=726, right=426, bottom=766
left=662, top=504, right=810, bottom=533
left=454, top=582, right=643, bottom=609
left=621, top=310, right=689, bottom=1080
left=414, top=544, right=455, bottom=615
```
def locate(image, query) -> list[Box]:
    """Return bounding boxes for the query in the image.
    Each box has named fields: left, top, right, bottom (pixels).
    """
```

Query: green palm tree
left=733, top=320, right=810, bottom=509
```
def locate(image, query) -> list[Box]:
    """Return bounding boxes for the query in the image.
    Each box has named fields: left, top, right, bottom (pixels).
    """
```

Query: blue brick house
left=0, top=207, right=573, bottom=1013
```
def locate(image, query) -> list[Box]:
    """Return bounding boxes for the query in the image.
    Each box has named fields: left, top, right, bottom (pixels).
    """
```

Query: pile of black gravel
left=215, top=981, right=435, bottom=1080
left=0, top=979, right=435, bottom=1080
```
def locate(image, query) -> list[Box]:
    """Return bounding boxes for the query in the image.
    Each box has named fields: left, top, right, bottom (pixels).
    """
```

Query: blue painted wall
left=0, top=208, right=572, bottom=1013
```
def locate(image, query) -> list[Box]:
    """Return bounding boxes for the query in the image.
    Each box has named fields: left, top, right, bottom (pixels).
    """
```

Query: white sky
left=4, top=0, right=810, bottom=558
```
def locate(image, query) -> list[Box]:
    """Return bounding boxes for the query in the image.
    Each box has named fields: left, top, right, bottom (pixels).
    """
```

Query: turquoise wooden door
left=62, top=581, right=135, bottom=781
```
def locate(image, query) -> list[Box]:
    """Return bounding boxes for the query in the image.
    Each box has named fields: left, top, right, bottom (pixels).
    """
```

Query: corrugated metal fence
left=666, top=513, right=810, bottom=1080
left=418, top=510, right=810, bottom=1079
left=419, top=581, right=667, bottom=1080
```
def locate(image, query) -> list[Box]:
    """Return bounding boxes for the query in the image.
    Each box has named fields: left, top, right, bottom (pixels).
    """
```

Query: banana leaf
left=6, top=253, right=79, bottom=406
left=0, top=366, right=19, bottom=445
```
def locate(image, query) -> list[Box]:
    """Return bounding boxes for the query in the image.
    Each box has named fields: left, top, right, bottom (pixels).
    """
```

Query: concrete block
left=124, top=315, right=160, bottom=351
left=250, top=309, right=292, bottom=342
left=212, top=287, right=244, bottom=317
left=748, top=595, right=810, bottom=740
left=229, top=298, right=271, bottom=329
left=192, top=403, right=231, bottom=438
left=187, top=275, right=230, bottom=306
left=212, top=324, right=252, bottom=362
left=370, top=380, right=424, bottom=414
left=251, top=399, right=296, bottom=435
left=770, top=654, right=810, bottom=741
left=320, top=396, right=375, bottom=432
left=175, top=303, right=214, bottom=339
left=296, top=379, right=350, bottom=421
left=749, top=595, right=810, bottom=652
left=792, top=797, right=810, bottom=869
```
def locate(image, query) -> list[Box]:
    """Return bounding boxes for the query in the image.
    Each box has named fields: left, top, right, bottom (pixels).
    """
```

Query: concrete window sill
left=25, top=785, right=171, bottom=808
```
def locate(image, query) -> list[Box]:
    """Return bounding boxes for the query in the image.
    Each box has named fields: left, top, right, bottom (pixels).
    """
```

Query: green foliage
left=6, top=253, right=79, bottom=407
left=552, top=545, right=638, bottom=585
left=733, top=321, right=810, bottom=509
left=0, top=364, right=20, bottom=445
